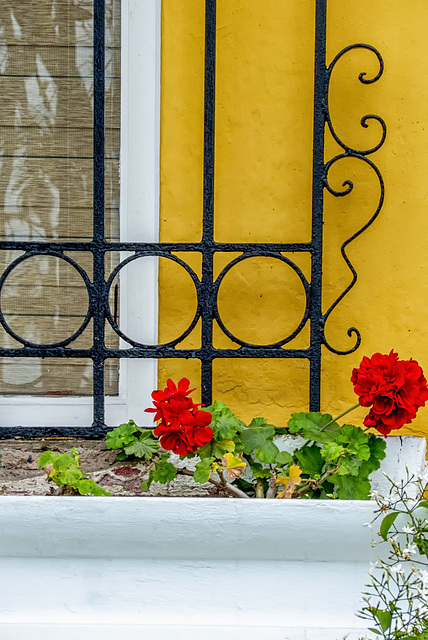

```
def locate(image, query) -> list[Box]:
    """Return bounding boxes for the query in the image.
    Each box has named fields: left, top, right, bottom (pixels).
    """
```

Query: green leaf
left=241, top=424, right=275, bottom=455
left=331, top=473, right=371, bottom=500
left=337, top=425, right=371, bottom=462
left=418, top=501, right=428, bottom=510
left=106, top=420, right=139, bottom=450
left=59, top=467, right=83, bottom=485
left=337, top=424, right=368, bottom=447
left=53, top=453, right=79, bottom=472
left=320, top=441, right=344, bottom=462
left=371, top=607, right=392, bottom=633
left=77, top=479, right=111, bottom=496
left=248, top=417, right=269, bottom=428
left=287, top=412, right=338, bottom=443
left=197, top=439, right=235, bottom=460
left=153, top=461, right=177, bottom=484
left=124, top=433, right=159, bottom=460
left=275, top=450, right=293, bottom=466
left=336, top=456, right=359, bottom=477
left=255, top=440, right=279, bottom=464
left=380, top=512, right=400, bottom=541
left=294, top=444, right=324, bottom=477
left=362, top=435, right=387, bottom=475
left=212, top=415, right=238, bottom=440
left=206, top=401, right=245, bottom=440
left=194, top=457, right=214, bottom=484
left=141, top=469, right=155, bottom=491
left=251, top=462, right=271, bottom=479
left=38, top=451, right=56, bottom=468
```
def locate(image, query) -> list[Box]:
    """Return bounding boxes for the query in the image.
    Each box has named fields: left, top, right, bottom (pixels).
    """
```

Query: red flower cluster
left=145, top=378, right=213, bottom=455
left=351, top=350, right=428, bottom=436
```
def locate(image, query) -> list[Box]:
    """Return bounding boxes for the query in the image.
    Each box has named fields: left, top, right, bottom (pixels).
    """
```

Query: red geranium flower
left=181, top=409, right=213, bottom=451
left=146, top=378, right=213, bottom=454
left=351, top=350, right=428, bottom=436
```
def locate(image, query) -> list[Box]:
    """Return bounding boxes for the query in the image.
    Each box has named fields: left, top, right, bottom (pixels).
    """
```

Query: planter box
left=0, top=436, right=425, bottom=640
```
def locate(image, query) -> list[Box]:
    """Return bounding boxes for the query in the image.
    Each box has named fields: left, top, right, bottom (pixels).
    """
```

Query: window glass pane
left=0, top=0, right=120, bottom=395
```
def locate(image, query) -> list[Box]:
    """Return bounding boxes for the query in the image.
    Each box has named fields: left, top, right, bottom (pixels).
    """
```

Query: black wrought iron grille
left=0, top=0, right=385, bottom=437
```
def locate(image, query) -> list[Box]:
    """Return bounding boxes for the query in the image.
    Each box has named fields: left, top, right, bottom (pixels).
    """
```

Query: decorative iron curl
left=322, top=152, right=385, bottom=355
left=325, top=44, right=386, bottom=155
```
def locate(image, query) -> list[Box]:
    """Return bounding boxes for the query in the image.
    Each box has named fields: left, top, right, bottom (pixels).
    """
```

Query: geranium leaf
left=287, top=412, right=338, bottom=443
left=206, top=401, right=245, bottom=441
left=222, top=453, right=246, bottom=479
left=53, top=453, right=79, bottom=472
left=275, top=450, right=293, bottom=466
left=153, top=461, right=177, bottom=484
left=241, top=425, right=275, bottom=455
left=277, top=465, right=302, bottom=498
left=77, top=479, right=111, bottom=496
left=294, top=444, right=324, bottom=477
left=106, top=420, right=139, bottom=449
left=194, top=457, right=214, bottom=484
left=255, top=440, right=279, bottom=464
left=358, top=435, right=386, bottom=476
left=38, top=451, right=56, bottom=469
left=331, top=473, right=371, bottom=500
left=337, top=424, right=368, bottom=447
left=124, top=437, right=159, bottom=460
left=251, top=462, right=271, bottom=479
left=58, top=467, right=83, bottom=485
left=141, top=469, right=155, bottom=492
left=320, top=442, right=344, bottom=462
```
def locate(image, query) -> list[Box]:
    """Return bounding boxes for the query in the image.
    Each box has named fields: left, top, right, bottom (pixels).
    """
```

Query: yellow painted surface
left=158, top=0, right=428, bottom=435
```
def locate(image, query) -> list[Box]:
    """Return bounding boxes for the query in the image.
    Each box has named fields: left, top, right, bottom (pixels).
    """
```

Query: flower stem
left=255, top=478, right=265, bottom=499
left=319, top=402, right=360, bottom=432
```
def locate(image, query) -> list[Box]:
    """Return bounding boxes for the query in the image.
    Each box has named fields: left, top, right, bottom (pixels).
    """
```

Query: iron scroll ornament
left=321, top=44, right=386, bottom=356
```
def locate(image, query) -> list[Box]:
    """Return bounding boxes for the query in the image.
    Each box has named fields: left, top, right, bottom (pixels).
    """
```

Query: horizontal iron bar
left=0, top=426, right=111, bottom=439
left=0, top=347, right=313, bottom=359
left=0, top=241, right=314, bottom=253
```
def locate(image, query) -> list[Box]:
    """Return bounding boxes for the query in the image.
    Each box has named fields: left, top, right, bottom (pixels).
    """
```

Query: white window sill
left=0, top=435, right=425, bottom=640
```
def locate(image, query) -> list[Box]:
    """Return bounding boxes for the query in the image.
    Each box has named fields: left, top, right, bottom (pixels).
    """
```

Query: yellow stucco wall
left=158, top=0, right=428, bottom=436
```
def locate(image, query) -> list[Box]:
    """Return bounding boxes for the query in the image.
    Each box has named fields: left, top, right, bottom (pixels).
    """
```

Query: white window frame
left=0, top=0, right=161, bottom=428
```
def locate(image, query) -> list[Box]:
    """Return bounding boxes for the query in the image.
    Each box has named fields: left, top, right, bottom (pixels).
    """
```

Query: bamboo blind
left=0, top=0, right=120, bottom=395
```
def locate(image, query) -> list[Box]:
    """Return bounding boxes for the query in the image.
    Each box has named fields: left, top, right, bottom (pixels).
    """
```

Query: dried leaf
left=43, top=463, right=54, bottom=478
left=276, top=465, right=302, bottom=499
left=222, top=452, right=246, bottom=479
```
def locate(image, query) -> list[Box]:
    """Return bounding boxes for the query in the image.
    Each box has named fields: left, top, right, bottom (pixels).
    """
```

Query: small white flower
left=389, top=536, right=397, bottom=545
left=402, top=525, right=416, bottom=535
left=363, top=522, right=373, bottom=529
left=390, top=563, right=405, bottom=576
left=370, top=490, right=380, bottom=499
left=403, top=544, right=418, bottom=555
left=369, top=561, right=379, bottom=576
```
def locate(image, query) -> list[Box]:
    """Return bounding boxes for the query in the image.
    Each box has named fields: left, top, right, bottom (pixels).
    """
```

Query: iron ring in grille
left=213, top=253, right=310, bottom=349
left=0, top=251, right=92, bottom=349
left=105, top=251, right=201, bottom=348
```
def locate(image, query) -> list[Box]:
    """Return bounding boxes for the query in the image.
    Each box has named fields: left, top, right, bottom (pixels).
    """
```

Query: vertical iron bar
left=93, top=0, right=106, bottom=427
left=201, top=0, right=216, bottom=406
left=310, top=0, right=327, bottom=411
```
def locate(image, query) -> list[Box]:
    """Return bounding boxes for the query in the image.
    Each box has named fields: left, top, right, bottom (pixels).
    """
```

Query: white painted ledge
left=0, top=497, right=382, bottom=640
left=0, top=435, right=425, bottom=640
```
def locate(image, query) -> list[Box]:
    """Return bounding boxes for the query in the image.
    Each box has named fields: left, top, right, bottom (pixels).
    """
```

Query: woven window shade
left=0, top=0, right=120, bottom=395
